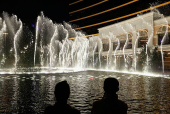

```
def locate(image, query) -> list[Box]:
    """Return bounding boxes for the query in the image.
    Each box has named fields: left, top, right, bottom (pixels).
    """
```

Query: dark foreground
left=0, top=71, right=170, bottom=114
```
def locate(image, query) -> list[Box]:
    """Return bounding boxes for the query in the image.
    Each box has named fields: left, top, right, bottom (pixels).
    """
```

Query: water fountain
left=0, top=9, right=169, bottom=75
left=1, top=4, right=170, bottom=114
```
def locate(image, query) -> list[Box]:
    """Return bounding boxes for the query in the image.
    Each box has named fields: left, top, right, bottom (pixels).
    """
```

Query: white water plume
left=0, top=21, right=7, bottom=64
left=2, top=13, right=23, bottom=69
left=14, top=20, right=22, bottom=69
left=120, top=26, right=129, bottom=69
left=127, top=23, right=136, bottom=71
left=93, top=42, right=97, bottom=68
left=134, top=32, right=140, bottom=71
left=114, top=36, right=120, bottom=70
left=152, top=9, right=169, bottom=73
left=50, top=26, right=58, bottom=67
left=59, top=27, right=69, bottom=67
left=0, top=10, right=170, bottom=75
left=98, top=37, right=103, bottom=68
left=89, top=36, right=99, bottom=68
left=138, top=14, right=154, bottom=72
left=34, top=16, right=40, bottom=66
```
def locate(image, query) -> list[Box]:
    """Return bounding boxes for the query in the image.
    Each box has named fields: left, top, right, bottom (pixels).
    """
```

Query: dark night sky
left=69, top=0, right=170, bottom=34
left=0, top=0, right=69, bottom=24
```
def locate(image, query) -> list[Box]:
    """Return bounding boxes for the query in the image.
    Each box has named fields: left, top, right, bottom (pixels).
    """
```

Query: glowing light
left=134, top=31, right=139, bottom=71
left=0, top=67, right=169, bottom=79
left=34, top=16, right=40, bottom=66
left=98, top=38, right=103, bottom=68
left=74, top=1, right=170, bottom=30
left=69, top=33, right=99, bottom=39
left=50, top=26, right=58, bottom=67
left=69, top=0, right=108, bottom=14
left=160, top=19, right=168, bottom=74
left=138, top=14, right=153, bottom=72
left=120, top=25, right=129, bottom=68
left=69, top=0, right=83, bottom=6
left=69, top=0, right=138, bottom=22
left=107, top=33, right=112, bottom=69
left=14, top=19, right=22, bottom=69
left=32, top=24, right=35, bottom=28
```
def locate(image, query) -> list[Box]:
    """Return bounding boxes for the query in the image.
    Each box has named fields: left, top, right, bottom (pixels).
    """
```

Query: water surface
left=0, top=71, right=170, bottom=114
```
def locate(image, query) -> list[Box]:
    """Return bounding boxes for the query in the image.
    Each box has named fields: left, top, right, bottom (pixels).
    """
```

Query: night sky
left=0, top=0, right=69, bottom=24
left=1, top=0, right=170, bottom=35
left=69, top=0, right=170, bottom=34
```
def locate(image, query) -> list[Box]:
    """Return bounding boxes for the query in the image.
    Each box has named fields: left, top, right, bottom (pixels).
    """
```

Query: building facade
left=94, top=12, right=170, bottom=69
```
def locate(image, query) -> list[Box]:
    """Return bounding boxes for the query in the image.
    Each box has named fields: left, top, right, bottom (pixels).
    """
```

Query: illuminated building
left=69, top=0, right=170, bottom=70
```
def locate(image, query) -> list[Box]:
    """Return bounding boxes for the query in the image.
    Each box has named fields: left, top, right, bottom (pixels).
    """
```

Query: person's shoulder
left=93, top=99, right=103, bottom=104
left=72, top=108, right=80, bottom=114
left=117, top=99, right=128, bottom=109
left=68, top=105, right=80, bottom=114
left=44, top=105, right=55, bottom=114
left=93, top=99, right=105, bottom=107
left=91, top=99, right=105, bottom=114
left=45, top=104, right=80, bottom=114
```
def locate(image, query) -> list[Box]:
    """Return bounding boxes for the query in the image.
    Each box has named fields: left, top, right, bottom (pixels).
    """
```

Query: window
left=126, top=39, right=132, bottom=49
left=126, top=33, right=132, bottom=49
left=113, top=42, right=117, bottom=50
left=102, top=38, right=109, bottom=51
left=157, top=25, right=170, bottom=45
left=138, top=29, right=148, bottom=48
left=113, top=33, right=133, bottom=50
left=103, top=44, right=109, bottom=51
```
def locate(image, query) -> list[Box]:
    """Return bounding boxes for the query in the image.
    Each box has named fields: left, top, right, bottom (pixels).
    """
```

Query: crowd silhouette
left=44, top=78, right=128, bottom=114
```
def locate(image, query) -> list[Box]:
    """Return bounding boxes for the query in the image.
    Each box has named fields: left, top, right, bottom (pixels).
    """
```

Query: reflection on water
left=0, top=71, right=170, bottom=114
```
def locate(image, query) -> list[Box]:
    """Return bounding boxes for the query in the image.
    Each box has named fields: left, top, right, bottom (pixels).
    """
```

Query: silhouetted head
left=104, top=78, right=119, bottom=94
left=54, top=81, right=70, bottom=103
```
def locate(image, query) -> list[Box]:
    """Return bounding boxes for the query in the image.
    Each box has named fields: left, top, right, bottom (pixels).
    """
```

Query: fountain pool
left=0, top=4, right=170, bottom=114
left=0, top=71, right=170, bottom=114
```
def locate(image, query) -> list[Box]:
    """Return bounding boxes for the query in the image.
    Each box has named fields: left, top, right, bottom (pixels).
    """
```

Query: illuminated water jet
left=0, top=9, right=170, bottom=76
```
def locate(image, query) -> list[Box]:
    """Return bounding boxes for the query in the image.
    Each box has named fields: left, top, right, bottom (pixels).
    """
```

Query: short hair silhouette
left=54, top=81, right=70, bottom=102
left=44, top=81, right=80, bottom=114
left=91, top=78, right=128, bottom=114
left=104, top=77, right=119, bottom=94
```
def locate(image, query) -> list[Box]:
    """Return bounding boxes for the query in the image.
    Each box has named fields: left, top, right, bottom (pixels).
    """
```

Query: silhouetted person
left=91, top=78, right=128, bottom=114
left=44, top=81, right=80, bottom=114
